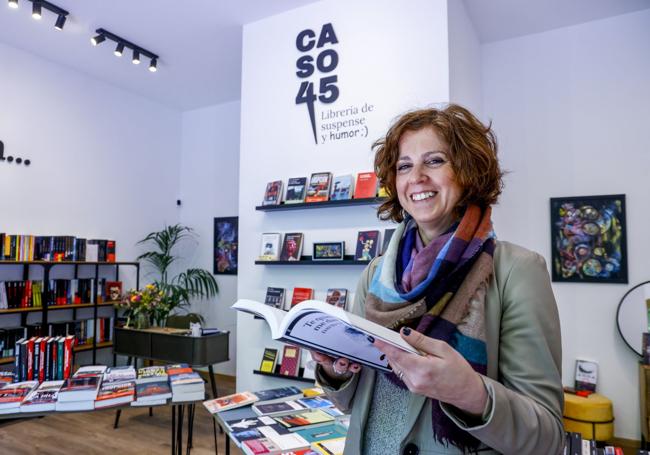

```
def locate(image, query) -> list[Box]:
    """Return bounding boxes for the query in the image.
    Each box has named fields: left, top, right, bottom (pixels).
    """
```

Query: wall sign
left=295, top=23, right=374, bottom=145
left=0, top=140, right=31, bottom=166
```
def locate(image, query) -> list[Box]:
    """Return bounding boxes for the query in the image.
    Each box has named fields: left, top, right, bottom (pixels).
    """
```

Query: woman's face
left=395, top=127, right=463, bottom=240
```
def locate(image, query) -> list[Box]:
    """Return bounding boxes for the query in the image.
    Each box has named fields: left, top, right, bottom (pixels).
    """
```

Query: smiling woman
left=310, top=104, right=565, bottom=455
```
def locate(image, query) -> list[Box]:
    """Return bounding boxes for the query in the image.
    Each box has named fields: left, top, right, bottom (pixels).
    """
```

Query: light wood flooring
left=0, top=375, right=243, bottom=455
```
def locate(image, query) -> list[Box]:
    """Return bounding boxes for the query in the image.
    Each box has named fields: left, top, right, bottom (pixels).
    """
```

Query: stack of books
left=56, top=365, right=106, bottom=411
left=133, top=365, right=171, bottom=406
left=167, top=363, right=205, bottom=402
left=95, top=365, right=136, bottom=408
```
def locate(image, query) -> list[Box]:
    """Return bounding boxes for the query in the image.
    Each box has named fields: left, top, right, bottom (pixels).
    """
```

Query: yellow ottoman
left=563, top=392, right=614, bottom=441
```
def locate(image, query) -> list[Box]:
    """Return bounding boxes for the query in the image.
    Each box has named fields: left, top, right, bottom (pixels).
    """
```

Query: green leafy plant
left=135, top=224, right=218, bottom=325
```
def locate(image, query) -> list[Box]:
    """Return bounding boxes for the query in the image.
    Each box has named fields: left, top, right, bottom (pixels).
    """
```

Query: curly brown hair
left=373, top=104, right=504, bottom=223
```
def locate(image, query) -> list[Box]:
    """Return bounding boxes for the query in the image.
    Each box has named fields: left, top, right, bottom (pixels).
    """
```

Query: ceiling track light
left=92, top=28, right=159, bottom=73
left=21, top=0, right=69, bottom=29
left=8, top=0, right=18, bottom=9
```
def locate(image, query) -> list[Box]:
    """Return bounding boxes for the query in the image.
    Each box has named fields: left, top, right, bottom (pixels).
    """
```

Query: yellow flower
left=146, top=284, right=155, bottom=290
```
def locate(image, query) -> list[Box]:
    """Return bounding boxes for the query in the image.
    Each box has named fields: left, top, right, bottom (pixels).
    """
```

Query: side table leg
left=171, top=405, right=176, bottom=455
left=208, top=365, right=223, bottom=435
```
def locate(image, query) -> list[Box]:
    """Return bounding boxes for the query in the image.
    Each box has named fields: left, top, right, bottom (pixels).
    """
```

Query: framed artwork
left=550, top=194, right=627, bottom=283
left=312, top=241, right=345, bottom=261
left=213, top=217, right=238, bottom=275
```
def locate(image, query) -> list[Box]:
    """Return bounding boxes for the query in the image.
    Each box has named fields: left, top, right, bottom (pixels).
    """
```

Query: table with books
left=0, top=363, right=206, bottom=455
left=202, top=385, right=349, bottom=455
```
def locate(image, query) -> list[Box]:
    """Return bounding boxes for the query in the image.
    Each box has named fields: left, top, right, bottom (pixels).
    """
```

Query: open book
left=232, top=299, right=419, bottom=372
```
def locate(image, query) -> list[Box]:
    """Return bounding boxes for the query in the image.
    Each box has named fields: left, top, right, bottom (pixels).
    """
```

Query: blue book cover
left=295, top=423, right=346, bottom=443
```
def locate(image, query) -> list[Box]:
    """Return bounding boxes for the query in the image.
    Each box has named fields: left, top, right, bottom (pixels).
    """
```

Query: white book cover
left=258, top=426, right=310, bottom=452
left=231, top=299, right=419, bottom=372
left=20, top=380, right=64, bottom=413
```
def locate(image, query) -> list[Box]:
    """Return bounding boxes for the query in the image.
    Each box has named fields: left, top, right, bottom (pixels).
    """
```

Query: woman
left=313, top=105, right=564, bottom=454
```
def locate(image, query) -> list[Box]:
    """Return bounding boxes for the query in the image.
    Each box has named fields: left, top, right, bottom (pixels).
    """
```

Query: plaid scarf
left=365, top=205, right=496, bottom=452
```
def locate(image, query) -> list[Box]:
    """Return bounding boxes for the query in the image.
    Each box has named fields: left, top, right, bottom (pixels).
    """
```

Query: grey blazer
left=318, top=241, right=564, bottom=455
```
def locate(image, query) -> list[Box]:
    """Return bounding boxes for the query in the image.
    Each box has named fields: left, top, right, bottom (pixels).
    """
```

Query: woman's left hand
left=373, top=327, right=488, bottom=416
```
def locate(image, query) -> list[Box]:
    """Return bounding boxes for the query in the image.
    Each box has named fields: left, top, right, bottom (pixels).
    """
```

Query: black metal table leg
left=186, top=404, right=194, bottom=454
left=208, top=365, right=223, bottom=436
left=113, top=356, right=134, bottom=430
left=171, top=405, right=176, bottom=455
left=176, top=404, right=184, bottom=455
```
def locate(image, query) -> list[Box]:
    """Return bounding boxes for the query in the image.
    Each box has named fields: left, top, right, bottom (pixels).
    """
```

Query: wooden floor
left=0, top=375, right=243, bottom=455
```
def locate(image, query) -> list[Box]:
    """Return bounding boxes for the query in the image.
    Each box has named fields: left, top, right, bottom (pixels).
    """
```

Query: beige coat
left=318, top=241, right=564, bottom=455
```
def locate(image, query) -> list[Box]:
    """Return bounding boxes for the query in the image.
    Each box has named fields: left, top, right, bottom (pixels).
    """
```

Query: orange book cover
left=354, top=172, right=378, bottom=199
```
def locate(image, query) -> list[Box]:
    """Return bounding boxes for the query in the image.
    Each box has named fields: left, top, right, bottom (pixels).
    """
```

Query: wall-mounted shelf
left=252, top=369, right=315, bottom=384
left=0, top=356, right=15, bottom=365
left=255, top=197, right=386, bottom=212
left=255, top=255, right=371, bottom=266
left=74, top=341, right=113, bottom=353
left=0, top=301, right=119, bottom=315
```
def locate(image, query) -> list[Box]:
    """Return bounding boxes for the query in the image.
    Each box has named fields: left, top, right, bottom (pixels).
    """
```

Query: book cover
left=96, top=381, right=135, bottom=407
left=105, top=281, right=122, bottom=302
left=253, top=400, right=306, bottom=417
left=295, top=423, right=346, bottom=444
left=20, top=380, right=64, bottom=412
left=259, top=233, right=282, bottom=261
left=254, top=386, right=303, bottom=404
left=259, top=348, right=279, bottom=373
left=325, top=289, right=347, bottom=310
left=103, top=365, right=137, bottom=383
left=135, top=380, right=172, bottom=401
left=354, top=172, right=378, bottom=199
left=279, top=345, right=301, bottom=377
left=264, top=287, right=285, bottom=310
left=296, top=397, right=334, bottom=410
left=574, top=359, right=598, bottom=392
left=273, top=409, right=335, bottom=431
left=231, top=299, right=419, bottom=372
left=354, top=230, right=379, bottom=261
left=311, top=437, right=346, bottom=455
left=225, top=415, right=276, bottom=432
left=203, top=391, right=259, bottom=413
left=241, top=437, right=281, bottom=455
left=0, top=381, right=39, bottom=409
left=257, top=426, right=311, bottom=452
left=329, top=175, right=354, bottom=201
left=285, top=177, right=308, bottom=204
left=290, top=288, right=314, bottom=309
left=305, top=172, right=332, bottom=203
left=137, top=366, right=168, bottom=384
left=301, top=387, right=324, bottom=398
left=381, top=228, right=396, bottom=255
left=263, top=180, right=284, bottom=206
left=280, top=233, right=304, bottom=261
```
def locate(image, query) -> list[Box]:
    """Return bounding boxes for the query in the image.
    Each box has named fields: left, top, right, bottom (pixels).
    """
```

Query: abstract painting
left=214, top=217, right=238, bottom=275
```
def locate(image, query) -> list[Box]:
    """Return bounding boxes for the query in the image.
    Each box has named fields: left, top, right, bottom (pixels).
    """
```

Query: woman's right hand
left=310, top=351, right=362, bottom=381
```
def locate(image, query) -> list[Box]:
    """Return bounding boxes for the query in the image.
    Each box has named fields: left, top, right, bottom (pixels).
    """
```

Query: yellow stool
left=563, top=392, right=614, bottom=441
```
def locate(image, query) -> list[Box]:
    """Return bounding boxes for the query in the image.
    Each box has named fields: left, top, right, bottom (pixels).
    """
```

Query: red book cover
left=38, top=337, right=48, bottom=382
left=304, top=172, right=332, bottom=203
left=614, top=448, right=624, bottom=455
left=106, top=240, right=116, bottom=262
left=63, top=336, right=74, bottom=379
left=26, top=338, right=35, bottom=381
left=290, top=288, right=313, bottom=308
left=279, top=345, right=301, bottom=377
left=354, top=172, right=378, bottom=199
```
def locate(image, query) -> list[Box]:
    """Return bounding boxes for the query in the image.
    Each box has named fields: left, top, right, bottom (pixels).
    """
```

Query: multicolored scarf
left=365, top=205, right=496, bottom=451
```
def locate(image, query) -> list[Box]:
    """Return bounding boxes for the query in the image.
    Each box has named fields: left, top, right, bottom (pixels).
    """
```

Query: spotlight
left=91, top=34, right=105, bottom=46
left=31, top=1, right=41, bottom=19
left=149, top=58, right=157, bottom=72
left=54, top=13, right=65, bottom=30
left=132, top=50, right=140, bottom=65
left=8, top=0, right=18, bottom=9
left=114, top=42, right=124, bottom=57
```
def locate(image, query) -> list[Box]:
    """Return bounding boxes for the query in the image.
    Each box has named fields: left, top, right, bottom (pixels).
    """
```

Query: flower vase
left=134, top=313, right=151, bottom=330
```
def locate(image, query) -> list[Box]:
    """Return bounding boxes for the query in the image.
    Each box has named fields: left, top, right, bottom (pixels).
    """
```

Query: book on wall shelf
left=263, top=180, right=284, bottom=206
left=280, top=233, right=304, bottom=261
left=258, top=233, right=282, bottom=261
left=285, top=177, right=308, bottom=204
left=279, top=344, right=301, bottom=376
left=325, top=289, right=348, bottom=310
left=354, top=172, right=378, bottom=199
left=305, top=172, right=332, bottom=203
left=231, top=299, right=419, bottom=372
left=259, top=348, right=279, bottom=373
left=264, top=287, right=285, bottom=310
left=330, top=175, right=354, bottom=201
left=290, top=287, right=314, bottom=310
left=355, top=230, right=380, bottom=261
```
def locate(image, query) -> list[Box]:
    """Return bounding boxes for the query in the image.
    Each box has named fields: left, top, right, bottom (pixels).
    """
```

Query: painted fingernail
left=402, top=327, right=411, bottom=336
left=366, top=335, right=375, bottom=343
left=379, top=354, right=386, bottom=361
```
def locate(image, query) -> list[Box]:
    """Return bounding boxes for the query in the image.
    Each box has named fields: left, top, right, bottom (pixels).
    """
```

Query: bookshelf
left=255, top=197, right=386, bottom=212
left=0, top=260, right=139, bottom=364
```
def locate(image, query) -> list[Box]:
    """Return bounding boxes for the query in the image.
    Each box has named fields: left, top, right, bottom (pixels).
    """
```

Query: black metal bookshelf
left=255, top=197, right=386, bottom=212
left=0, top=260, right=139, bottom=364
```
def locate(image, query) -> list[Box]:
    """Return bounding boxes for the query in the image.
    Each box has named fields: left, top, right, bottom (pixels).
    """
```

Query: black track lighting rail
left=95, top=28, right=159, bottom=60
left=27, top=0, right=67, bottom=17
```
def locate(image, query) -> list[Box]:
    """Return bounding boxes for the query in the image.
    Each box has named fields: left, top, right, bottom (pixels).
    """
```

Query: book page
left=231, top=299, right=286, bottom=339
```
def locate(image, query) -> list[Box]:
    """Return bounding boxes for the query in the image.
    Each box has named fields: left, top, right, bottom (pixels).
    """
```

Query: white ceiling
left=0, top=0, right=648, bottom=110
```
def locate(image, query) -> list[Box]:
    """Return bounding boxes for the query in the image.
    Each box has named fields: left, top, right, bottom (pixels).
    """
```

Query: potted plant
left=133, top=224, right=219, bottom=326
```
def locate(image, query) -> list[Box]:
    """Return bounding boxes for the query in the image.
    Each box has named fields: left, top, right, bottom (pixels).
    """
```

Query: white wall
left=237, top=0, right=450, bottom=392
left=0, top=41, right=182, bottom=364
left=180, top=101, right=241, bottom=376
left=448, top=0, right=482, bottom=116
left=483, top=10, right=650, bottom=439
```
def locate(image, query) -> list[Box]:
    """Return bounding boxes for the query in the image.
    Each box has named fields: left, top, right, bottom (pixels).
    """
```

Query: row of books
left=258, top=228, right=396, bottom=262
left=264, top=287, right=347, bottom=312
left=0, top=278, right=120, bottom=309
left=0, top=363, right=206, bottom=414
left=0, top=327, right=25, bottom=358
left=563, top=431, right=637, bottom=455
left=13, top=335, right=76, bottom=382
left=262, top=171, right=383, bottom=206
left=258, top=345, right=315, bottom=380
left=203, top=386, right=347, bottom=455
left=0, top=233, right=115, bottom=262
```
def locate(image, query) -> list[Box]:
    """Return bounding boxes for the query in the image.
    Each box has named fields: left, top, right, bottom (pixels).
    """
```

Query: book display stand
left=0, top=260, right=140, bottom=365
